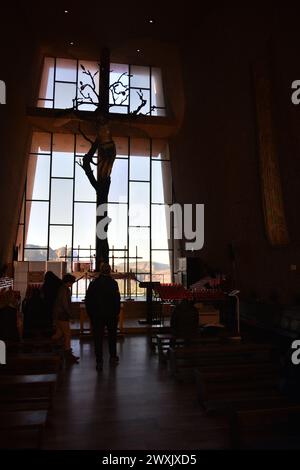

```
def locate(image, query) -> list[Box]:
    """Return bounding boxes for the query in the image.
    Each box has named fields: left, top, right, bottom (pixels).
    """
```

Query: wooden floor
left=43, top=335, right=229, bottom=450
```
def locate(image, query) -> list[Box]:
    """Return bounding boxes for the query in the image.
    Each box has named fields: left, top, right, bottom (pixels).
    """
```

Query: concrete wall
left=1, top=6, right=300, bottom=303
left=170, top=7, right=300, bottom=302
left=0, top=19, right=40, bottom=269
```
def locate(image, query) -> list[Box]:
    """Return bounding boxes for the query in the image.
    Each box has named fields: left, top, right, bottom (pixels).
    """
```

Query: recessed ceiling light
left=69, top=41, right=74, bottom=46
left=149, top=19, right=154, bottom=24
left=136, top=49, right=141, bottom=53
left=64, top=10, right=69, bottom=13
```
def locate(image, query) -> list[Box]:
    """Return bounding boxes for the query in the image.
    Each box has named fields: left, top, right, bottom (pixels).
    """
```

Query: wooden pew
left=0, top=354, right=62, bottom=375
left=156, top=334, right=184, bottom=363
left=229, top=402, right=300, bottom=449
left=194, top=364, right=280, bottom=411
left=0, top=373, right=57, bottom=387
left=156, top=333, right=222, bottom=364
left=0, top=400, right=51, bottom=412
left=7, top=338, right=64, bottom=355
left=0, top=373, right=57, bottom=401
left=169, top=342, right=273, bottom=380
left=148, top=327, right=171, bottom=353
left=0, top=373, right=58, bottom=413
left=0, top=410, right=48, bottom=449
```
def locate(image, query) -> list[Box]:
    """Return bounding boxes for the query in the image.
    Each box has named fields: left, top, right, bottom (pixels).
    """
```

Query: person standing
left=52, top=274, right=79, bottom=364
left=85, top=263, right=120, bottom=371
left=41, top=271, right=62, bottom=336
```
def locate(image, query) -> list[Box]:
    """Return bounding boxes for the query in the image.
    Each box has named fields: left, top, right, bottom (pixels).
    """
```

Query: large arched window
left=17, top=56, right=173, bottom=297
left=38, top=57, right=166, bottom=116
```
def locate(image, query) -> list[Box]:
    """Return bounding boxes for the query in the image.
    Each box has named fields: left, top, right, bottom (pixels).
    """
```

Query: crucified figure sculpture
left=65, top=54, right=150, bottom=271
left=77, top=114, right=116, bottom=270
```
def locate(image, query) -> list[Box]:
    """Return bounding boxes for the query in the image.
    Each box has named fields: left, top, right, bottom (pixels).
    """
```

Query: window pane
left=152, top=250, right=172, bottom=283
left=24, top=249, right=48, bottom=261
left=52, top=134, right=74, bottom=178
left=110, top=63, right=129, bottom=106
left=151, top=205, right=171, bottom=249
left=130, top=156, right=150, bottom=181
left=130, top=138, right=150, bottom=181
left=152, top=161, right=172, bottom=204
left=72, top=248, right=95, bottom=262
left=78, top=60, right=99, bottom=86
left=54, top=82, right=76, bottom=109
left=129, top=227, right=150, bottom=266
left=52, top=153, right=74, bottom=178
left=78, top=60, right=100, bottom=109
left=74, top=203, right=96, bottom=248
left=129, top=182, right=150, bottom=226
left=137, top=273, right=151, bottom=283
left=37, top=99, right=53, bottom=109
left=73, top=277, right=91, bottom=297
left=151, top=68, right=165, bottom=108
left=130, top=66, right=150, bottom=89
left=50, top=179, right=73, bottom=224
left=26, top=154, right=50, bottom=200
left=130, top=88, right=150, bottom=115
left=75, top=157, right=96, bottom=202
left=72, top=249, right=95, bottom=275
left=49, top=226, right=72, bottom=255
left=109, top=159, right=128, bottom=203
left=110, top=105, right=128, bottom=114
left=25, top=201, right=49, bottom=248
left=56, top=58, right=77, bottom=82
left=107, top=204, right=128, bottom=251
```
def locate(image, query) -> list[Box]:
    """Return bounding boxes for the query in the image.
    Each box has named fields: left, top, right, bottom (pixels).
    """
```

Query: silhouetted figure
left=22, top=287, right=46, bottom=338
left=0, top=288, right=20, bottom=342
left=52, top=274, right=79, bottom=364
left=41, top=271, right=62, bottom=335
left=170, top=299, right=199, bottom=345
left=85, top=263, right=120, bottom=371
left=0, top=306, right=19, bottom=342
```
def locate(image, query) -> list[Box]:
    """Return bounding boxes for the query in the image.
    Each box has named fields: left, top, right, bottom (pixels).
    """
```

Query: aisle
left=44, top=336, right=228, bottom=450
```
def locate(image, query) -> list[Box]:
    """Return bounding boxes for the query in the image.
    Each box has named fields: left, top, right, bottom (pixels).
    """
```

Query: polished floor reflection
left=44, top=335, right=228, bottom=450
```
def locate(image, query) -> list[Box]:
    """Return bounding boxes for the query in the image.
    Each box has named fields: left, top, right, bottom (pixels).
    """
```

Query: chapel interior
left=1, top=4, right=300, bottom=451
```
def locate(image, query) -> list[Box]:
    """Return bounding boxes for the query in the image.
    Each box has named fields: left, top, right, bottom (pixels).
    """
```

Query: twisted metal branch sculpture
left=67, top=63, right=157, bottom=268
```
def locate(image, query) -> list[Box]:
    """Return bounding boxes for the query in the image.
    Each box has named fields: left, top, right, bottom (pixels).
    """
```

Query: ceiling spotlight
left=64, top=10, right=69, bottom=13
left=149, top=19, right=154, bottom=24
left=136, top=49, right=141, bottom=53
left=69, top=41, right=74, bottom=46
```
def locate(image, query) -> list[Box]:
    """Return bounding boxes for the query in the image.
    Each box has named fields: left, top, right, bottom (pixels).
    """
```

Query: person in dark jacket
left=52, top=274, right=79, bottom=364
left=41, top=271, right=62, bottom=335
left=22, top=287, right=46, bottom=338
left=85, top=263, right=120, bottom=371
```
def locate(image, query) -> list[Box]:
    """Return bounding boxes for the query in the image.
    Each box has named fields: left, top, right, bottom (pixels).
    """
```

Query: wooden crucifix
left=77, top=48, right=116, bottom=271
left=72, top=48, right=149, bottom=271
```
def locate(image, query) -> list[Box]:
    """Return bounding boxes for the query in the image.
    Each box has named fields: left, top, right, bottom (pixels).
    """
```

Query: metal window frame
left=18, top=57, right=173, bottom=291
left=38, top=58, right=166, bottom=116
